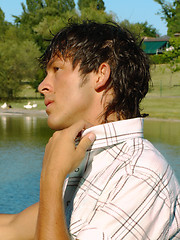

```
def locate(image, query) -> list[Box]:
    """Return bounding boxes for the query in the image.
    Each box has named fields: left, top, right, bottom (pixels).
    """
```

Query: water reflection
left=0, top=115, right=179, bottom=214
left=1, top=116, right=7, bottom=130
left=0, top=115, right=54, bottom=213
left=144, top=119, right=180, bottom=180
left=144, top=119, right=180, bottom=146
left=0, top=115, right=53, bottom=145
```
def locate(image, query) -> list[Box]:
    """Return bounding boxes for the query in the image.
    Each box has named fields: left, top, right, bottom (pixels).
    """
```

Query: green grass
left=18, top=84, right=41, bottom=99
left=141, top=97, right=180, bottom=120
left=0, top=84, right=45, bottom=110
left=149, top=64, right=180, bottom=97
left=141, top=64, right=180, bottom=120
left=5, top=99, right=45, bottom=110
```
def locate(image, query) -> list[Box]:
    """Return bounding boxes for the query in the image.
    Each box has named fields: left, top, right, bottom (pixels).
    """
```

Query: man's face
left=38, top=57, right=96, bottom=130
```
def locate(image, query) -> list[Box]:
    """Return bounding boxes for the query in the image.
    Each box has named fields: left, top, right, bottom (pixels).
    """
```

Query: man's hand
left=41, top=120, right=96, bottom=182
left=35, top=121, right=95, bottom=240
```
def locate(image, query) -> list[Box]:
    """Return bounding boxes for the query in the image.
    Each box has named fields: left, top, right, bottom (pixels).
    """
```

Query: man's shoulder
left=107, top=137, right=170, bottom=180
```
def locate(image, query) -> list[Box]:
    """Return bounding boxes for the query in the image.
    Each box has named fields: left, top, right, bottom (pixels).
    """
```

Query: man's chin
left=47, top=118, right=60, bottom=130
left=47, top=117, right=70, bottom=131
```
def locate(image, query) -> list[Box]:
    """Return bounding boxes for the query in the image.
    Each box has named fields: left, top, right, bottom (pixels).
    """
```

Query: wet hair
left=40, top=20, right=151, bottom=121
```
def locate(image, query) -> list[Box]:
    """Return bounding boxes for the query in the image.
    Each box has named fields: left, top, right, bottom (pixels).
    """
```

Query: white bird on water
left=32, top=103, right=37, bottom=108
left=24, top=102, right=32, bottom=109
left=1, top=103, right=7, bottom=109
left=24, top=102, right=38, bottom=109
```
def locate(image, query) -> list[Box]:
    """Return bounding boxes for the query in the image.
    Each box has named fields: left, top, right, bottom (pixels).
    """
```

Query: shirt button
left=75, top=168, right=79, bottom=172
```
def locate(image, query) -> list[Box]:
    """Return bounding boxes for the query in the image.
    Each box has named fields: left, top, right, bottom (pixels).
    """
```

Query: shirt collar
left=82, top=117, right=144, bottom=150
left=66, top=118, right=144, bottom=189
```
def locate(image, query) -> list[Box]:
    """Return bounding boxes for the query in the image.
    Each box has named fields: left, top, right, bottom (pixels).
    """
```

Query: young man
left=0, top=21, right=180, bottom=240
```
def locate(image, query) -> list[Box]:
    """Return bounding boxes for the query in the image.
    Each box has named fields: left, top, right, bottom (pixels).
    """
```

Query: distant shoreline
left=0, top=108, right=47, bottom=117
left=0, top=108, right=180, bottom=122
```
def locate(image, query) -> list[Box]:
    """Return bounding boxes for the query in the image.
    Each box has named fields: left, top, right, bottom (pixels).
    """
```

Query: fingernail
left=88, top=133, right=96, bottom=143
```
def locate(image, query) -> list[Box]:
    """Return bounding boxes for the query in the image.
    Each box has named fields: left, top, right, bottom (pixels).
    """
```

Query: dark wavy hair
left=40, top=20, right=151, bottom=121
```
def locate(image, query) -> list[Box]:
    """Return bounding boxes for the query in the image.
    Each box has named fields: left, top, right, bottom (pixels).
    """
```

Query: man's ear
left=94, top=63, right=111, bottom=92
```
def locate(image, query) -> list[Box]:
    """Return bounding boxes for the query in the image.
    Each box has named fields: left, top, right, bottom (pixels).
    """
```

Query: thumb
left=76, top=133, right=96, bottom=158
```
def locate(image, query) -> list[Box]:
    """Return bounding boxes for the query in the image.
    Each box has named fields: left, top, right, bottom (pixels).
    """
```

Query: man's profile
left=0, top=20, right=179, bottom=240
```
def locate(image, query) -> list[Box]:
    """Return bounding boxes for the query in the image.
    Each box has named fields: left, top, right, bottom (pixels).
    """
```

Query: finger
left=66, top=120, right=93, bottom=140
left=76, top=133, right=96, bottom=158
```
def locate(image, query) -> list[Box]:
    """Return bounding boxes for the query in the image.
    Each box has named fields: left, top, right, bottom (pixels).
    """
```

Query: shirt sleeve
left=70, top=172, right=174, bottom=240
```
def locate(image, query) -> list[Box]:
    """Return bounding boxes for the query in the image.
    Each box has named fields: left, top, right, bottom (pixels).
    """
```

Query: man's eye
left=54, top=67, right=60, bottom=72
left=54, top=67, right=59, bottom=71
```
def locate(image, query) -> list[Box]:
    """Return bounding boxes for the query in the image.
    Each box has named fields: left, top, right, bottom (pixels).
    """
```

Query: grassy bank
left=148, top=64, right=180, bottom=97
left=3, top=99, right=45, bottom=110
left=141, top=64, right=180, bottom=120
left=141, top=97, right=180, bottom=120
left=1, top=64, right=180, bottom=120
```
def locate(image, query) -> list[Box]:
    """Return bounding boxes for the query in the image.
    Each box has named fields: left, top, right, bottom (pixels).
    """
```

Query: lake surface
left=0, top=115, right=180, bottom=213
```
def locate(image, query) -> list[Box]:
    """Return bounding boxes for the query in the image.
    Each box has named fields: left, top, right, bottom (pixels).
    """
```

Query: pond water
left=0, top=115, right=180, bottom=214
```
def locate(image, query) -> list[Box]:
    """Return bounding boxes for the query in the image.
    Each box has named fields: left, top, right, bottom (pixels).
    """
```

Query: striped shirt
left=63, top=118, right=180, bottom=239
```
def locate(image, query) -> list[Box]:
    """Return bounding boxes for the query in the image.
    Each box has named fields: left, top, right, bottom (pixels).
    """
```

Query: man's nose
left=38, top=76, right=52, bottom=95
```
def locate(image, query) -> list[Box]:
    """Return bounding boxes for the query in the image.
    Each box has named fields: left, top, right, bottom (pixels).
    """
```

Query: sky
left=0, top=0, right=169, bottom=36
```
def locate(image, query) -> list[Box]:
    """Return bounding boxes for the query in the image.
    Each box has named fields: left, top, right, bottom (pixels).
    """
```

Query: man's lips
left=44, top=100, right=54, bottom=107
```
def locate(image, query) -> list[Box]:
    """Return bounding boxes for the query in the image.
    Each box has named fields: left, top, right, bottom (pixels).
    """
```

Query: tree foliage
left=79, top=6, right=114, bottom=23
left=0, top=7, right=11, bottom=40
left=0, top=35, right=41, bottom=99
left=164, top=37, right=180, bottom=72
left=78, top=0, right=105, bottom=11
left=0, top=1, right=161, bottom=100
left=15, top=0, right=75, bottom=25
left=120, top=20, right=158, bottom=38
left=154, top=0, right=180, bottom=36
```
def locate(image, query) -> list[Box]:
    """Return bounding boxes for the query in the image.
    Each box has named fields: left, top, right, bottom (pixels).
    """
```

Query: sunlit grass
left=149, top=64, right=180, bottom=97
left=0, top=99, right=45, bottom=110
left=141, top=64, right=180, bottom=120
left=141, top=97, right=180, bottom=120
left=6, top=99, right=45, bottom=110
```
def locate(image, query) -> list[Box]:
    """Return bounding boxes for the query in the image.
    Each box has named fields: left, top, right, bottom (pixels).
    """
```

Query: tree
left=33, top=9, right=79, bottom=50
left=14, top=0, right=75, bottom=26
left=13, top=0, right=76, bottom=51
left=79, top=7, right=114, bottom=23
left=78, top=0, right=105, bottom=11
left=154, top=0, right=180, bottom=36
left=0, top=8, right=6, bottom=32
left=33, top=0, right=114, bottom=51
left=0, top=39, right=41, bottom=99
left=0, top=7, right=42, bottom=99
left=120, top=20, right=158, bottom=38
left=0, top=8, right=11, bottom=41
left=76, top=0, right=116, bottom=24
left=45, top=0, right=75, bottom=12
left=138, top=21, right=159, bottom=37
left=163, top=36, right=180, bottom=86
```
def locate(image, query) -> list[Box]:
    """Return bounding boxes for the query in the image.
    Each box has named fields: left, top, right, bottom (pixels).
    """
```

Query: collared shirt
left=63, top=118, right=180, bottom=240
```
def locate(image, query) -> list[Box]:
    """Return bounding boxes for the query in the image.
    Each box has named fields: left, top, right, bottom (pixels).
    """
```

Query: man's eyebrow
left=46, top=58, right=56, bottom=69
left=46, top=58, right=65, bottom=70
